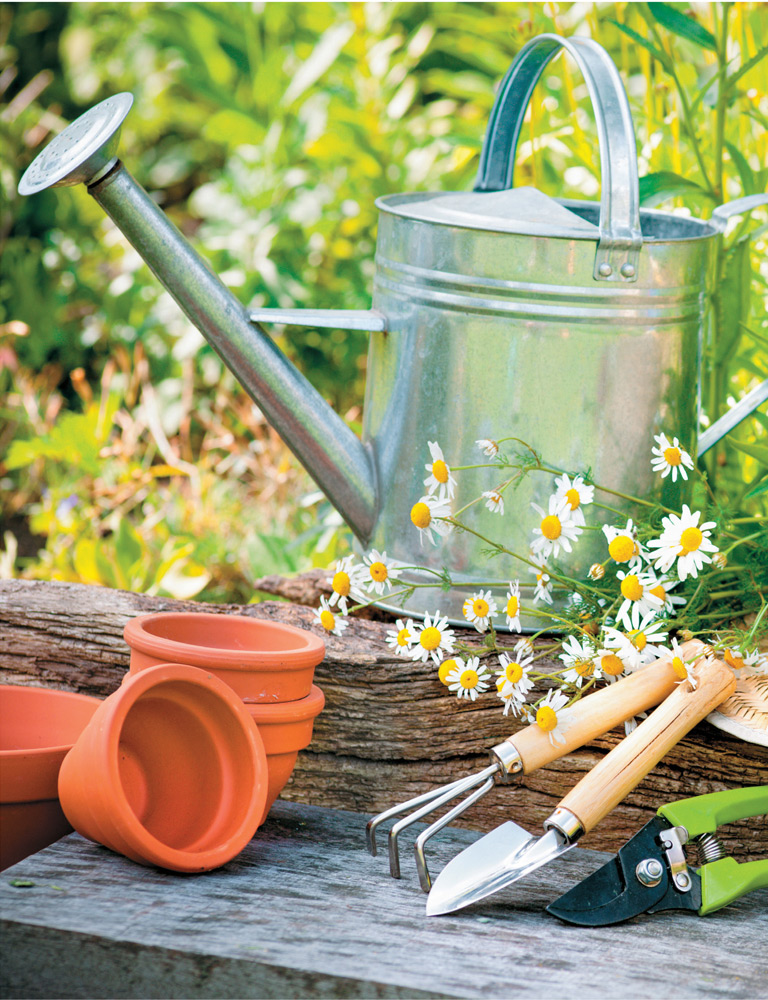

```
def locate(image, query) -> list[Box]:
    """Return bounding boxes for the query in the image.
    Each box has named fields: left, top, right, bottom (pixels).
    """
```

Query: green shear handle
left=659, top=786, right=768, bottom=916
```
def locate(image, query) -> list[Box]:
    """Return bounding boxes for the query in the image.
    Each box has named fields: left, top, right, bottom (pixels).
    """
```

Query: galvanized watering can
left=19, top=34, right=767, bottom=627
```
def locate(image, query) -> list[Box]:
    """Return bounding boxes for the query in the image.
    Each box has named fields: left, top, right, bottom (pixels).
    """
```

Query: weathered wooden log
left=1, top=578, right=766, bottom=859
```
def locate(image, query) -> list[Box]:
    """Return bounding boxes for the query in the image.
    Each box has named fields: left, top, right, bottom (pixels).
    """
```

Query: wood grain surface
left=0, top=578, right=766, bottom=859
left=1, top=801, right=767, bottom=1000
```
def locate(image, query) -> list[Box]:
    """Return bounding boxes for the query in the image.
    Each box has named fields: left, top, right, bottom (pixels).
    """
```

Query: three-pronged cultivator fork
left=365, top=641, right=708, bottom=891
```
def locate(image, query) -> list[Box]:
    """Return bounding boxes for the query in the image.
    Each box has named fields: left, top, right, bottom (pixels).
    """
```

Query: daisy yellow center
left=672, top=656, right=688, bottom=680
left=680, top=526, right=703, bottom=554
left=459, top=668, right=479, bottom=690
left=472, top=598, right=490, bottom=618
left=621, top=574, right=644, bottom=602
left=496, top=676, right=507, bottom=692
left=608, top=536, right=634, bottom=563
left=432, top=459, right=449, bottom=484
left=504, top=661, right=524, bottom=684
left=396, top=627, right=411, bottom=647
left=629, top=630, right=647, bottom=651
left=320, top=609, right=336, bottom=631
left=650, top=584, right=667, bottom=602
left=438, top=659, right=457, bottom=685
left=537, top=572, right=548, bottom=585
left=724, top=649, right=744, bottom=672
left=420, top=626, right=442, bottom=651
left=575, top=658, right=595, bottom=677
left=411, top=502, right=431, bottom=529
left=601, top=653, right=624, bottom=676
left=663, top=446, right=682, bottom=467
left=369, top=561, right=388, bottom=582
left=536, top=705, right=558, bottom=732
left=565, top=488, right=581, bottom=510
left=541, top=515, right=562, bottom=540
left=332, top=571, right=351, bottom=596
left=506, top=595, right=519, bottom=617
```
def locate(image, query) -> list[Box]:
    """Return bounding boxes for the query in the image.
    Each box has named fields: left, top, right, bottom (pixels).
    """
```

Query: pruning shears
left=546, top=786, right=768, bottom=926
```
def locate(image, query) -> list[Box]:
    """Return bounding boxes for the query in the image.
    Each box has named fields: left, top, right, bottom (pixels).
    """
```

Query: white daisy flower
left=603, top=614, right=669, bottom=670
left=476, top=439, right=499, bottom=458
left=663, top=637, right=699, bottom=689
left=354, top=549, right=403, bottom=597
left=647, top=505, right=719, bottom=581
left=724, top=647, right=768, bottom=677
left=497, top=686, right=527, bottom=717
left=553, top=473, right=594, bottom=527
left=438, top=656, right=463, bottom=686
left=531, top=563, right=554, bottom=605
left=528, top=689, right=570, bottom=745
left=385, top=618, right=416, bottom=657
left=645, top=574, right=687, bottom=615
left=313, top=596, right=348, bottom=636
left=615, top=569, right=665, bottom=630
left=410, top=494, right=452, bottom=547
left=624, top=711, right=649, bottom=736
left=594, top=643, right=631, bottom=682
left=328, top=554, right=357, bottom=614
left=496, top=640, right=535, bottom=701
left=482, top=489, right=504, bottom=515
left=530, top=495, right=582, bottom=560
left=410, top=610, right=456, bottom=664
left=503, top=581, right=522, bottom=631
left=446, top=656, right=491, bottom=701
left=651, top=433, right=695, bottom=483
left=602, top=519, right=644, bottom=568
left=424, top=440, right=457, bottom=500
left=462, top=589, right=498, bottom=633
left=559, top=635, right=601, bottom=687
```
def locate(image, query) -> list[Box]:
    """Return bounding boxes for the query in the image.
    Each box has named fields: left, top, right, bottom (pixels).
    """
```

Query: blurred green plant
left=1, top=1, right=765, bottom=600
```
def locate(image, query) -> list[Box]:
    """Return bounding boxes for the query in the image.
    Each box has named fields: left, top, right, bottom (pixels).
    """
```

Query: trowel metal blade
left=425, top=821, right=574, bottom=916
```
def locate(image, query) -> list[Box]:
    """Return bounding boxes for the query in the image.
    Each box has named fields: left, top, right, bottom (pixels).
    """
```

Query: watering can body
left=18, top=34, right=766, bottom=628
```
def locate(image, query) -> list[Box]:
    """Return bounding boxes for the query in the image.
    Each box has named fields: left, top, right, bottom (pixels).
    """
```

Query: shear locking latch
left=659, top=825, right=693, bottom=892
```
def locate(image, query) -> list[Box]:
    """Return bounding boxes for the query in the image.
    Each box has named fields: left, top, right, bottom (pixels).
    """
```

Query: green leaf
left=638, top=171, right=714, bottom=207
left=714, top=240, right=753, bottom=365
left=728, top=438, right=768, bottom=468
left=744, top=475, right=768, bottom=501
left=725, top=142, right=758, bottom=196
left=646, top=3, right=717, bottom=52
left=607, top=20, right=671, bottom=70
left=722, top=44, right=768, bottom=99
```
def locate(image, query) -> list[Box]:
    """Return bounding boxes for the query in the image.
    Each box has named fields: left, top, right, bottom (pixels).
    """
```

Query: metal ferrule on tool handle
left=543, top=807, right=585, bottom=844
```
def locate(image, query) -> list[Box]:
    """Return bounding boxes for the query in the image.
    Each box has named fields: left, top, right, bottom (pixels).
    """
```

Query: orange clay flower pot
left=246, top=684, right=325, bottom=823
left=58, top=663, right=269, bottom=872
left=0, top=685, right=101, bottom=871
left=124, top=612, right=325, bottom=703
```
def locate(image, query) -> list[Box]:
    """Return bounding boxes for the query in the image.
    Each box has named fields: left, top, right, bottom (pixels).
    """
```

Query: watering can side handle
left=710, top=193, right=768, bottom=233
left=475, top=33, right=642, bottom=284
left=248, top=307, right=387, bottom=333
left=697, top=379, right=768, bottom=457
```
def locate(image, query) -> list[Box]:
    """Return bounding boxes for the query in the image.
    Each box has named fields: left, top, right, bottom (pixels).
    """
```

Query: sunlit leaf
left=728, top=438, right=768, bottom=468
left=646, top=3, right=717, bottom=52
left=638, top=171, right=714, bottom=206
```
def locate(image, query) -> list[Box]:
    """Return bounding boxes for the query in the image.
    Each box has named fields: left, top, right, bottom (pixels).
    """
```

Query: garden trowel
left=426, top=651, right=736, bottom=916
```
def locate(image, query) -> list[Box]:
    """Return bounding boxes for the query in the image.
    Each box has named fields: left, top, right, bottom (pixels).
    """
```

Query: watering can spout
left=18, top=94, right=378, bottom=542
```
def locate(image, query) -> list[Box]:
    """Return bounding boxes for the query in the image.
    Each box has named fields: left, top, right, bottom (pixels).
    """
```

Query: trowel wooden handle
left=557, top=653, right=736, bottom=835
left=507, top=640, right=705, bottom=773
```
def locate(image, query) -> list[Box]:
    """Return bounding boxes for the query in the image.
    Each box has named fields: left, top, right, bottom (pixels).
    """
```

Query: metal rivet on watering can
left=597, top=262, right=613, bottom=277
left=621, top=263, right=636, bottom=279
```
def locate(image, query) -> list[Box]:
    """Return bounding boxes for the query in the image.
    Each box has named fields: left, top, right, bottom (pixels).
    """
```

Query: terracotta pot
left=124, top=612, right=325, bottom=702
left=0, top=685, right=101, bottom=871
left=58, top=663, right=269, bottom=872
left=246, top=684, right=325, bottom=822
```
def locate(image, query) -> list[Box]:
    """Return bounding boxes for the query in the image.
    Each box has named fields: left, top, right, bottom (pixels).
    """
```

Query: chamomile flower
left=724, top=647, right=768, bottom=677
left=603, top=614, right=669, bottom=670
left=313, top=596, right=348, bottom=636
left=529, top=689, right=570, bottom=745
left=355, top=550, right=403, bottom=597
left=647, top=505, right=718, bottom=581
left=645, top=574, right=687, bottom=615
left=410, top=494, right=452, bottom=547
left=530, top=496, right=582, bottom=560
left=446, top=656, right=491, bottom=701
left=615, top=569, right=664, bottom=630
left=531, top=564, right=554, bottom=605
left=410, top=610, right=456, bottom=664
left=328, top=555, right=356, bottom=614
left=476, top=439, right=499, bottom=457
left=602, top=519, right=644, bottom=568
left=651, top=433, right=695, bottom=483
left=496, top=640, right=535, bottom=701
left=553, top=474, right=594, bottom=527
left=482, top=489, right=504, bottom=515
left=438, top=656, right=463, bottom=685
left=559, top=635, right=601, bottom=687
left=462, top=590, right=498, bottom=633
left=424, top=441, right=457, bottom=500
left=664, top=637, right=698, bottom=689
left=385, top=618, right=416, bottom=657
left=504, top=581, right=522, bottom=631
left=497, top=684, right=527, bottom=717
left=594, top=643, right=631, bottom=682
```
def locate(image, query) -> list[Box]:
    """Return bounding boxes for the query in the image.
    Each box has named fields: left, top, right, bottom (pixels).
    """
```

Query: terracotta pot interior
left=1, top=687, right=100, bottom=754
left=116, top=680, right=257, bottom=852
left=138, top=614, right=313, bottom=654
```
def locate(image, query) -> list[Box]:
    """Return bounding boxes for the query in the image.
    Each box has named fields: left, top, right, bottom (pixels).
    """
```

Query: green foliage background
left=1, top=1, right=766, bottom=602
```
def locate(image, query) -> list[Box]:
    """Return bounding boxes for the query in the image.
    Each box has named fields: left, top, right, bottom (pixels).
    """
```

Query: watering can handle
left=475, top=33, right=642, bottom=283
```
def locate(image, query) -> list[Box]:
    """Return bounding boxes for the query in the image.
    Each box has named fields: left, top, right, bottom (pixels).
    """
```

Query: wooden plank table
left=1, top=801, right=766, bottom=1000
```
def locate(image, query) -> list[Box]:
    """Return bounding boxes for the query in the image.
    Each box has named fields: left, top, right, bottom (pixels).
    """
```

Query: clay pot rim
left=123, top=612, right=325, bottom=671
left=78, top=662, right=268, bottom=869
left=245, top=684, right=325, bottom=723
left=0, top=685, right=102, bottom=757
